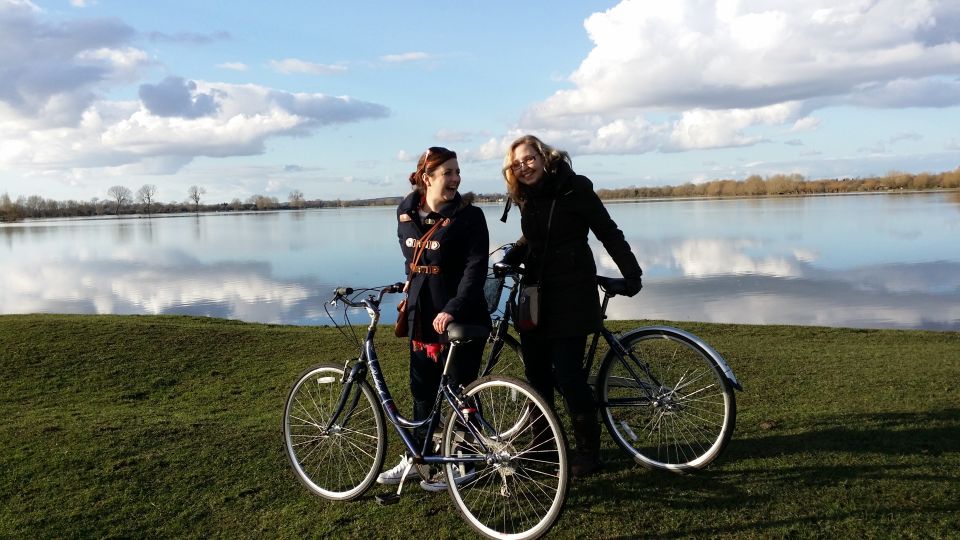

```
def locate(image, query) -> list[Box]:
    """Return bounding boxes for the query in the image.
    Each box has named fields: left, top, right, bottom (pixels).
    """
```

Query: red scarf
left=411, top=340, right=446, bottom=363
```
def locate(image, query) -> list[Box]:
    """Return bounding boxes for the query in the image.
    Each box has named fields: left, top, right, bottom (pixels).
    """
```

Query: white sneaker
left=419, top=465, right=477, bottom=492
left=377, top=456, right=421, bottom=485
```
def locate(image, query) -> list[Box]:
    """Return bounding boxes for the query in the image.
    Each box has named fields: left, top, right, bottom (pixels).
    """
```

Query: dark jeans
left=409, top=339, right=483, bottom=452
left=520, top=333, right=595, bottom=416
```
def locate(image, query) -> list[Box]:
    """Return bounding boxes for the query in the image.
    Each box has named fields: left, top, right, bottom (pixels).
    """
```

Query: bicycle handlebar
left=492, top=261, right=524, bottom=278
left=330, top=282, right=404, bottom=309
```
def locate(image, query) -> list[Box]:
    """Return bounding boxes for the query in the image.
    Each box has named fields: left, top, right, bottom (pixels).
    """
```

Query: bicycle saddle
left=446, top=323, right=490, bottom=342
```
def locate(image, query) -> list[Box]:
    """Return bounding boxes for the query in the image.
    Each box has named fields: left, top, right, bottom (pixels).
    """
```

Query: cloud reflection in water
left=2, top=251, right=320, bottom=325
left=598, top=237, right=959, bottom=330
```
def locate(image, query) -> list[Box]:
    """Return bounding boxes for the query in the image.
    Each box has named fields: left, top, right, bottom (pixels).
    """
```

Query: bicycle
left=481, top=250, right=743, bottom=473
left=282, top=283, right=569, bottom=540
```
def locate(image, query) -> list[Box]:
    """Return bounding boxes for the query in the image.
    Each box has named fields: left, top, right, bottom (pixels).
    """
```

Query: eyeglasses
left=508, top=155, right=538, bottom=173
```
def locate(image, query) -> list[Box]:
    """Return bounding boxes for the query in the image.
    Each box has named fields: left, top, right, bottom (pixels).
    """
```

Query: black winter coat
left=505, top=162, right=642, bottom=338
left=397, top=191, right=491, bottom=342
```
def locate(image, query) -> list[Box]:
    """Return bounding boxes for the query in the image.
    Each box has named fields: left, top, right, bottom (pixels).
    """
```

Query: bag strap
left=406, top=218, right=446, bottom=282
left=525, top=198, right=556, bottom=286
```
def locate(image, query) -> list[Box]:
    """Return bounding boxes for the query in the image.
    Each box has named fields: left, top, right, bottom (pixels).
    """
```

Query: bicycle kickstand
left=375, top=457, right=415, bottom=506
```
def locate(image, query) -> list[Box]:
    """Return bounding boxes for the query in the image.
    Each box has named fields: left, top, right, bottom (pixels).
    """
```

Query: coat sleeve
left=577, top=177, right=643, bottom=280
left=397, top=213, right=412, bottom=279
left=442, top=207, right=489, bottom=317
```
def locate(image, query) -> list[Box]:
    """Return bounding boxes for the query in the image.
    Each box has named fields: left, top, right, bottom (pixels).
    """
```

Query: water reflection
left=596, top=231, right=959, bottom=330
left=604, top=266, right=960, bottom=331
left=140, top=219, right=155, bottom=244
left=1, top=249, right=321, bottom=324
left=1, top=194, right=958, bottom=331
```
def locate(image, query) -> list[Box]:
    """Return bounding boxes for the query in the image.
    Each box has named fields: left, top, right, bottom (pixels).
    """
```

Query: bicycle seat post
left=600, top=291, right=612, bottom=320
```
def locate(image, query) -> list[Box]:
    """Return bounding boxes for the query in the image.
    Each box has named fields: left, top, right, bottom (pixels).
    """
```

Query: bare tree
left=187, top=185, right=206, bottom=212
left=107, top=186, right=132, bottom=215
left=248, top=194, right=278, bottom=210
left=289, top=190, right=305, bottom=209
left=25, top=195, right=45, bottom=217
left=0, top=192, right=23, bottom=222
left=137, top=184, right=158, bottom=216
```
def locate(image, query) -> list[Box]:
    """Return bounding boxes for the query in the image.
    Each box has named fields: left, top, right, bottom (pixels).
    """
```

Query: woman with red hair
left=378, top=146, right=490, bottom=491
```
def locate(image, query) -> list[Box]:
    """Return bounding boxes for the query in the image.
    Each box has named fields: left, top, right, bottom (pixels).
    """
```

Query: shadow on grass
left=565, top=408, right=960, bottom=538
left=727, top=408, right=960, bottom=459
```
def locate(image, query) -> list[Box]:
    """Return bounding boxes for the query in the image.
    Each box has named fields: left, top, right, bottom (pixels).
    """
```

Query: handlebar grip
left=388, top=282, right=405, bottom=293
left=492, top=262, right=523, bottom=277
left=334, top=287, right=353, bottom=296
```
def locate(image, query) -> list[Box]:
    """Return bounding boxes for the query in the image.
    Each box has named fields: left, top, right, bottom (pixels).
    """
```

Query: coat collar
left=519, top=162, right=573, bottom=203
left=398, top=190, right=464, bottom=218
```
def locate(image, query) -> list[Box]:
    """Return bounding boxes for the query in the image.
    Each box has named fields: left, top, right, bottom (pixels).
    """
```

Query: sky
left=2, top=0, right=959, bottom=204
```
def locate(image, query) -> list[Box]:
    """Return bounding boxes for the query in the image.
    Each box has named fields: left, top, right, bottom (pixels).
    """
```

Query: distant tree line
left=2, top=168, right=958, bottom=222
left=595, top=168, right=960, bottom=200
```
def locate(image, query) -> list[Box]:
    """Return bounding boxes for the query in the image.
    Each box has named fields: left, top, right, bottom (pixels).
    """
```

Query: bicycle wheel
left=481, top=326, right=525, bottom=379
left=443, top=376, right=568, bottom=540
left=283, top=363, right=387, bottom=500
left=598, top=328, right=736, bottom=472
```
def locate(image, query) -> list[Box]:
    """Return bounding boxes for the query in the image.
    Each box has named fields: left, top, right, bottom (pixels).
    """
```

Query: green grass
left=1, top=314, right=958, bottom=538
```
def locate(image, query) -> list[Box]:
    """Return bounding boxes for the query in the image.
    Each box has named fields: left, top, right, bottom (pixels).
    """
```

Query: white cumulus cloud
left=511, top=0, right=960, bottom=156
left=0, top=3, right=391, bottom=179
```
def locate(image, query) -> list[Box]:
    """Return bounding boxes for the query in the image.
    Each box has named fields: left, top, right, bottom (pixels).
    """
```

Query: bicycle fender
left=618, top=326, right=743, bottom=391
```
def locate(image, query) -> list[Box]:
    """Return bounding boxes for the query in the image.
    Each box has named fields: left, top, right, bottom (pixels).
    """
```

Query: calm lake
left=2, top=192, right=958, bottom=331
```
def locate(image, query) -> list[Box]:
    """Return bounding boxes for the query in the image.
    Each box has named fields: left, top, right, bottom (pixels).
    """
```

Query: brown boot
left=570, top=412, right=602, bottom=478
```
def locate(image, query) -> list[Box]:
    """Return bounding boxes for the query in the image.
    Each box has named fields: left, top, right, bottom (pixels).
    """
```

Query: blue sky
left=2, top=0, right=959, bottom=204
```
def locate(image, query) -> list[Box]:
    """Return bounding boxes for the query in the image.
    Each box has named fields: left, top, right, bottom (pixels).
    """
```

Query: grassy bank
left=1, top=314, right=957, bottom=538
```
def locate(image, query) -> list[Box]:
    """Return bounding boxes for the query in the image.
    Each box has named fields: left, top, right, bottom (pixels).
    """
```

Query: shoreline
left=4, top=187, right=958, bottom=225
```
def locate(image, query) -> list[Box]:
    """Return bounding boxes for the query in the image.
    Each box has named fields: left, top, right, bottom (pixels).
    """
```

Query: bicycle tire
left=597, top=327, right=736, bottom=472
left=443, top=375, right=568, bottom=540
left=283, top=363, right=387, bottom=500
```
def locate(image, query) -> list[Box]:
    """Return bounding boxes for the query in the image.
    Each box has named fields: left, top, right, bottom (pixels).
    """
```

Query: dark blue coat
left=397, top=191, right=491, bottom=342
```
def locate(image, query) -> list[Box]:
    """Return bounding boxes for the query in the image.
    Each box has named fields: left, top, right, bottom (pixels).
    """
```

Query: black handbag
left=514, top=284, right=541, bottom=332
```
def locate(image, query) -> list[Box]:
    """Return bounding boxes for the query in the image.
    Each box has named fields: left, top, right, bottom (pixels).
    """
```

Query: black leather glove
left=623, top=276, right=642, bottom=297
left=501, top=245, right=525, bottom=266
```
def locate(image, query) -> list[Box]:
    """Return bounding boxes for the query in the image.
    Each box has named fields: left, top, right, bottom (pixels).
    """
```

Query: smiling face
left=510, top=143, right=544, bottom=186
left=423, top=157, right=461, bottom=203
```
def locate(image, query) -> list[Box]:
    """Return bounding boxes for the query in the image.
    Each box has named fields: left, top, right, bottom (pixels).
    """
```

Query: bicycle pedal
left=375, top=492, right=401, bottom=506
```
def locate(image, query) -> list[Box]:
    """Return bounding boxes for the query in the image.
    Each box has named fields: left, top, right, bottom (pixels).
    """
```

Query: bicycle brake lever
left=330, top=286, right=354, bottom=306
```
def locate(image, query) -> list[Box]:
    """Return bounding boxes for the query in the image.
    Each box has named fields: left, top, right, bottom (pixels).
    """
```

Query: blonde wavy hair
left=501, top=135, right=572, bottom=202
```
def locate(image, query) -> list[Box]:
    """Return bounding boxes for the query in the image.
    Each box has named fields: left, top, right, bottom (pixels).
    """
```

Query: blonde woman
left=501, top=135, right=642, bottom=477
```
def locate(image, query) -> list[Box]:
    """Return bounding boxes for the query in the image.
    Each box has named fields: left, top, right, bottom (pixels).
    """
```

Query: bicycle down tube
left=331, top=294, right=489, bottom=465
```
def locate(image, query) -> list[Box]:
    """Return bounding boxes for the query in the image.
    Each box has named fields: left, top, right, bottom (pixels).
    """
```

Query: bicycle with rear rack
left=481, top=245, right=743, bottom=473
left=282, top=282, right=569, bottom=540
